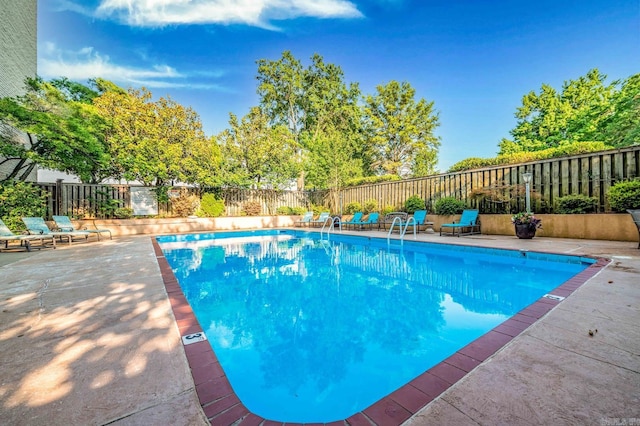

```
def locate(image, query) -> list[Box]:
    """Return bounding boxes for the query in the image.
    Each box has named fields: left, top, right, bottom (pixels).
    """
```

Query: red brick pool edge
left=151, top=237, right=610, bottom=426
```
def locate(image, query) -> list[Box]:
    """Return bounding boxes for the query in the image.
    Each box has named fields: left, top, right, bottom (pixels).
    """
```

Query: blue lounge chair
left=351, top=212, right=380, bottom=230
left=53, top=215, right=112, bottom=240
left=295, top=211, right=313, bottom=227
left=440, top=209, right=481, bottom=237
left=309, top=212, right=331, bottom=227
left=0, top=218, right=56, bottom=251
left=22, top=217, right=90, bottom=245
left=342, top=212, right=363, bottom=230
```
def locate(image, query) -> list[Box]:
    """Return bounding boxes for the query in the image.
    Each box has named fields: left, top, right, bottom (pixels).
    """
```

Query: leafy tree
left=255, top=52, right=368, bottom=191
left=93, top=83, right=222, bottom=186
left=500, top=69, right=615, bottom=154
left=256, top=51, right=305, bottom=139
left=0, top=77, right=110, bottom=183
left=363, top=80, right=440, bottom=177
left=218, top=107, right=300, bottom=189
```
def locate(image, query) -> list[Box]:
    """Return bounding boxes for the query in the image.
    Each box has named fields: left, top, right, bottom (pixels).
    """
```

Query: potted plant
left=511, top=212, right=542, bottom=239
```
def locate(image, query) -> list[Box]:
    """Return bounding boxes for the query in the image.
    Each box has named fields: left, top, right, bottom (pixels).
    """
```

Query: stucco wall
left=70, top=213, right=640, bottom=243
left=0, top=0, right=37, bottom=99
left=0, top=0, right=38, bottom=181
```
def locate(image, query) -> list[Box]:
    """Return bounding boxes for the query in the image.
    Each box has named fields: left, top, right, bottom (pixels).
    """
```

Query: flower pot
left=515, top=223, right=537, bottom=239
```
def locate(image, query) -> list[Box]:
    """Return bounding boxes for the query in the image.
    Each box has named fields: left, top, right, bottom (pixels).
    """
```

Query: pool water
left=157, top=230, right=593, bottom=423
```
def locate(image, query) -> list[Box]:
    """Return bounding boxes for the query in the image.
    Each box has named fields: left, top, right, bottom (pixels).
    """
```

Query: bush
left=363, top=199, right=378, bottom=214
left=171, top=191, right=200, bottom=217
left=555, top=194, right=598, bottom=214
left=291, top=206, right=307, bottom=215
left=608, top=179, right=640, bottom=211
left=448, top=142, right=611, bottom=173
left=404, top=195, right=426, bottom=213
left=0, top=181, right=47, bottom=230
left=344, top=174, right=402, bottom=187
left=434, top=197, right=467, bottom=215
left=310, top=204, right=328, bottom=215
left=344, top=201, right=362, bottom=214
left=242, top=201, right=262, bottom=216
left=381, top=205, right=396, bottom=216
left=113, top=207, right=133, bottom=219
left=197, top=193, right=225, bottom=217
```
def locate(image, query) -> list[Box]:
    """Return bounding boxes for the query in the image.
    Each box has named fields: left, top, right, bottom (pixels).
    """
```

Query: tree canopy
left=499, top=69, right=638, bottom=155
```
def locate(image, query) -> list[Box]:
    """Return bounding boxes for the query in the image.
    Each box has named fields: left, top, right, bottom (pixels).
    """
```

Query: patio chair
left=0, top=218, right=56, bottom=251
left=382, top=212, right=408, bottom=231
left=309, top=212, right=331, bottom=227
left=440, top=209, right=481, bottom=237
left=22, top=217, right=90, bottom=245
left=53, top=215, right=112, bottom=240
left=294, top=211, right=314, bottom=227
left=627, top=209, right=640, bottom=249
left=342, top=212, right=364, bottom=230
left=351, top=212, right=380, bottom=231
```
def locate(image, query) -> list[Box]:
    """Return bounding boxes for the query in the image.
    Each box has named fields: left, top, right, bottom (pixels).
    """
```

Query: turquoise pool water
left=157, top=230, right=594, bottom=423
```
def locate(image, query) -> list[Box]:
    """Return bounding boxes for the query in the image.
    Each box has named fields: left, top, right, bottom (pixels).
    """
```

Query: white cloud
left=93, top=0, right=363, bottom=28
left=38, top=43, right=227, bottom=91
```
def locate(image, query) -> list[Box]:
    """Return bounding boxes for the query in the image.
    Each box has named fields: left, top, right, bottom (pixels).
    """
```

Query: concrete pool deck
left=0, top=231, right=638, bottom=425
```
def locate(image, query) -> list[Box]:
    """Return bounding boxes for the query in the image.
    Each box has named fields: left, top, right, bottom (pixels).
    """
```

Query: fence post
left=55, top=179, right=63, bottom=217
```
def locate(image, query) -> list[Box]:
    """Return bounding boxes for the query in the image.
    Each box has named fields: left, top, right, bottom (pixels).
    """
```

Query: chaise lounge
left=0, top=218, right=56, bottom=251
left=53, top=215, right=112, bottom=240
left=439, top=209, right=481, bottom=237
left=295, top=211, right=313, bottom=227
left=22, top=217, right=90, bottom=245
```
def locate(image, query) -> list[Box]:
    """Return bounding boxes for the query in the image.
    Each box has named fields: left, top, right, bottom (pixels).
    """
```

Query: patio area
left=0, top=231, right=638, bottom=425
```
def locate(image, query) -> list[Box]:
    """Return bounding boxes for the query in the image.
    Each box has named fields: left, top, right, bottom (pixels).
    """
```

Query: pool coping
left=151, top=236, right=611, bottom=426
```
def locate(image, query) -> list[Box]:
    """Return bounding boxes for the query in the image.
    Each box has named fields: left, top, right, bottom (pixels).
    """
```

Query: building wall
left=0, top=0, right=38, bottom=181
left=0, top=0, right=37, bottom=98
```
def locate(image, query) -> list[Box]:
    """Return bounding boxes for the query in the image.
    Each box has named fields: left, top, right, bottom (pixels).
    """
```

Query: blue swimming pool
left=157, top=230, right=594, bottom=423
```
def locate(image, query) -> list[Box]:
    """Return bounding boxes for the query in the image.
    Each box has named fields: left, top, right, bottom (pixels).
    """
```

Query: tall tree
left=218, top=107, right=300, bottom=189
left=0, top=77, right=109, bottom=183
left=363, top=81, right=440, bottom=177
left=93, top=83, right=222, bottom=187
left=500, top=69, right=614, bottom=154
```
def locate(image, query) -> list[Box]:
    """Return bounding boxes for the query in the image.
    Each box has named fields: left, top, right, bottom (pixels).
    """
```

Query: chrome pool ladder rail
left=401, top=216, right=417, bottom=240
left=387, top=216, right=417, bottom=243
left=320, top=216, right=341, bottom=238
left=387, top=216, right=403, bottom=242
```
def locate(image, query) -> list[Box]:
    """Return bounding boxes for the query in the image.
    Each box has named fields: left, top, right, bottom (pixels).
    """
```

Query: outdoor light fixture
left=522, top=172, right=533, bottom=213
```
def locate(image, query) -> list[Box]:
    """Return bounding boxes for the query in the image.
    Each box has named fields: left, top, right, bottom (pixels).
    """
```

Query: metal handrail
left=401, top=216, right=417, bottom=240
left=320, top=216, right=341, bottom=238
left=387, top=216, right=403, bottom=242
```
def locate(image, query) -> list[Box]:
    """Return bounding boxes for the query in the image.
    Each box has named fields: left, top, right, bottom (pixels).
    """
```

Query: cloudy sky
left=38, top=0, right=639, bottom=171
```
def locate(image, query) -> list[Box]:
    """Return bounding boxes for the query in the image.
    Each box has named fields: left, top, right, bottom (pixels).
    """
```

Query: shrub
left=608, top=179, right=640, bottom=211
left=0, top=181, right=47, bottom=230
left=197, top=193, right=225, bottom=217
left=171, top=191, right=200, bottom=217
left=276, top=206, right=290, bottom=215
left=310, top=204, right=328, bottom=215
left=555, top=194, right=598, bottom=214
left=344, top=201, right=362, bottom=214
left=381, top=205, right=396, bottom=216
left=242, top=201, right=262, bottom=216
left=113, top=207, right=134, bottom=219
left=363, top=199, right=378, bottom=214
left=434, top=197, right=466, bottom=215
left=344, top=174, right=401, bottom=187
left=404, top=195, right=426, bottom=213
left=290, top=206, right=307, bottom=215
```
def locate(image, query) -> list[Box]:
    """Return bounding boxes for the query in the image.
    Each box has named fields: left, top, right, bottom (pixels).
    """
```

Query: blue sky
left=38, top=0, right=639, bottom=171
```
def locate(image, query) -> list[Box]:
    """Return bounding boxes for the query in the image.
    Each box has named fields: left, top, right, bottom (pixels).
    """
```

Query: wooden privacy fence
left=36, top=146, right=640, bottom=218
left=341, top=146, right=640, bottom=214
left=36, top=182, right=323, bottom=218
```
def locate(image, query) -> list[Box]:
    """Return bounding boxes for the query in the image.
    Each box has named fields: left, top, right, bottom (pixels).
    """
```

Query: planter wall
left=71, top=213, right=638, bottom=242
left=428, top=213, right=638, bottom=242
left=75, top=216, right=297, bottom=237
